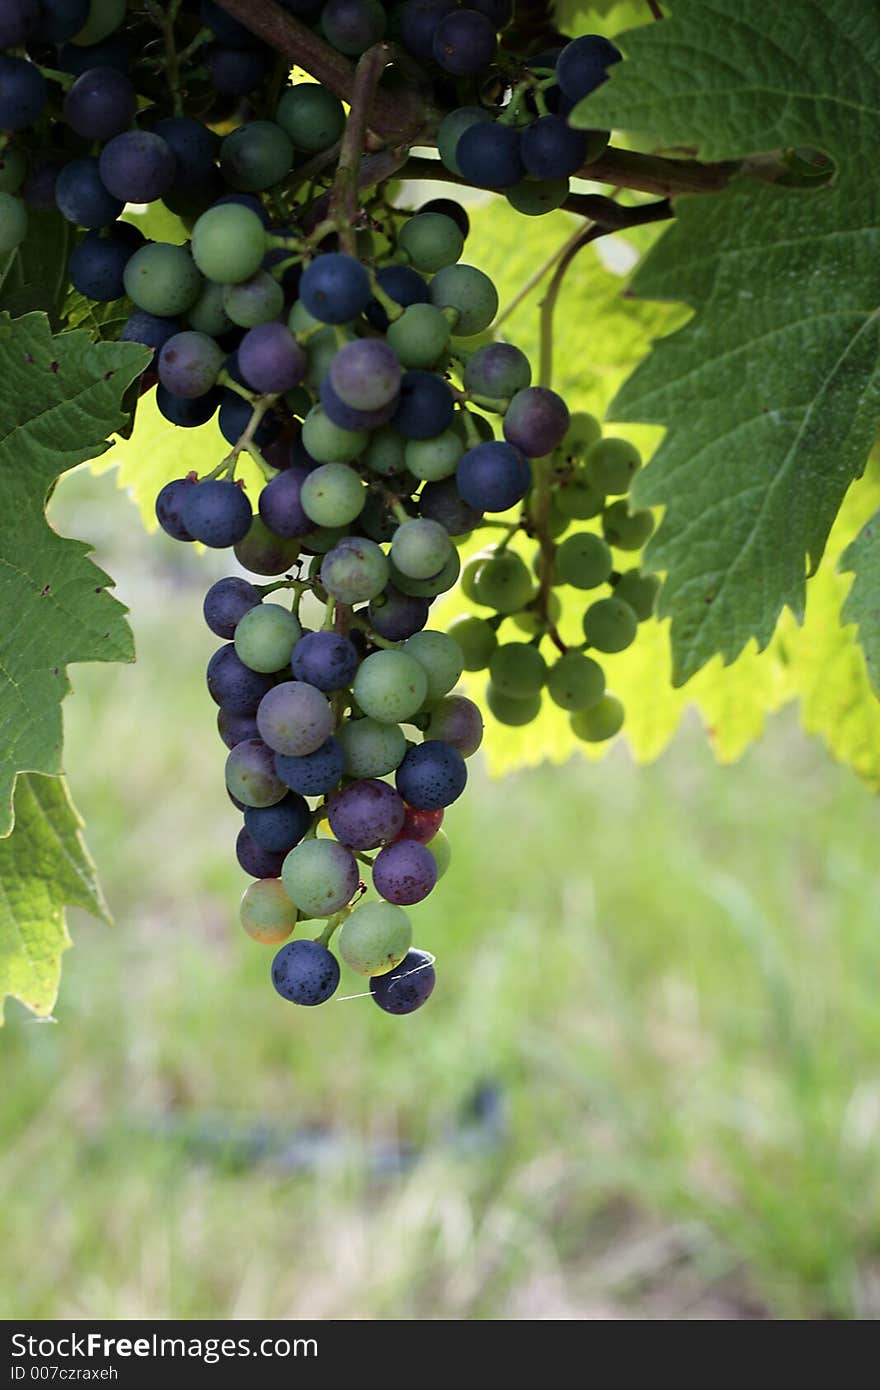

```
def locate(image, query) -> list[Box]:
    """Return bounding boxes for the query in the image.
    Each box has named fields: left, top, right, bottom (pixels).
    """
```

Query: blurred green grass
left=2, top=469, right=880, bottom=1320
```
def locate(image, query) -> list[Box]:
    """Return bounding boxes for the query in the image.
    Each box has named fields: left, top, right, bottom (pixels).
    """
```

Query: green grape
left=488, top=642, right=547, bottom=698
left=304, top=328, right=354, bottom=393
left=234, top=517, right=301, bottom=575
left=487, top=683, right=542, bottom=726
left=561, top=412, right=602, bottom=459
left=0, top=148, right=26, bottom=195
left=583, top=596, right=638, bottom=653
left=446, top=614, right=497, bottom=670
left=602, top=500, right=655, bottom=551
left=223, top=270, right=285, bottom=328
left=437, top=106, right=492, bottom=175
left=614, top=569, right=661, bottom=621
left=123, top=242, right=201, bottom=316
left=234, top=604, right=302, bottom=673
left=288, top=299, right=325, bottom=334
left=549, top=495, right=570, bottom=538
left=191, top=204, right=267, bottom=285
left=300, top=463, right=365, bottom=527
left=281, top=838, right=358, bottom=917
left=506, top=178, right=569, bottom=216
left=555, top=465, right=605, bottom=521
left=300, top=524, right=349, bottom=555
left=571, top=693, right=624, bottom=742
left=71, top=0, right=126, bottom=45
left=389, top=546, right=460, bottom=598
left=429, top=264, right=498, bottom=338
left=460, top=551, right=492, bottom=601
left=301, top=405, right=368, bottom=463
left=512, top=591, right=562, bottom=637
left=276, top=84, right=346, bottom=152
left=555, top=531, right=613, bottom=589
left=353, top=650, right=428, bottom=723
left=0, top=193, right=26, bottom=254
left=391, top=518, right=452, bottom=580
left=240, top=879, right=297, bottom=945
left=546, top=652, right=605, bottom=711
left=338, top=901, right=412, bottom=976
left=187, top=280, right=233, bottom=337
left=337, top=717, right=407, bottom=778
left=386, top=303, right=451, bottom=369
left=426, top=829, right=451, bottom=879
left=403, top=630, right=464, bottom=702
left=405, top=428, right=463, bottom=481
left=364, top=425, right=407, bottom=479
left=399, top=212, right=464, bottom=273
left=585, top=437, right=641, bottom=494
left=219, top=121, right=294, bottom=192
left=473, top=551, right=535, bottom=614
left=321, top=536, right=389, bottom=602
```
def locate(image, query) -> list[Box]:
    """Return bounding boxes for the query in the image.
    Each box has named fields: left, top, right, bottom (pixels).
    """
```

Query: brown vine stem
left=328, top=43, right=392, bottom=253
left=646, top=0, right=664, bottom=19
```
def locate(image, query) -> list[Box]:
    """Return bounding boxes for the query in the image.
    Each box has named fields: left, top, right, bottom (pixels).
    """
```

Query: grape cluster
left=1, top=0, right=657, bottom=1016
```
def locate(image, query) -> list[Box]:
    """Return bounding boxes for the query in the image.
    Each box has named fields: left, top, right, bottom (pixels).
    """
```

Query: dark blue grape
left=219, top=394, right=282, bottom=449
left=392, top=370, right=454, bottom=440
left=156, top=383, right=221, bottom=427
left=397, top=0, right=454, bottom=61
left=0, top=0, right=37, bottom=46
left=456, top=440, right=531, bottom=512
left=204, top=43, right=271, bottom=95
left=238, top=323, right=306, bottom=395
left=236, top=826, right=286, bottom=878
left=63, top=66, right=136, bottom=141
left=121, top=311, right=182, bottom=358
left=0, top=57, right=47, bottom=131
left=244, top=791, right=311, bottom=852
left=419, top=477, right=482, bottom=535
left=68, top=229, right=136, bottom=302
left=34, top=0, right=89, bottom=41
left=328, top=778, right=405, bottom=849
left=55, top=156, right=123, bottom=227
left=322, top=0, right=386, bottom=55
left=556, top=34, right=622, bottom=102
left=299, top=252, right=371, bottom=324
left=395, top=739, right=467, bottom=809
left=432, top=9, right=496, bottom=77
left=57, top=34, right=130, bottom=77
left=200, top=0, right=259, bottom=45
left=469, top=0, right=511, bottom=25
left=218, top=707, right=260, bottom=749
left=418, top=197, right=470, bottom=238
left=155, top=476, right=196, bottom=541
left=22, top=156, right=64, bottom=209
left=207, top=644, right=274, bottom=714
left=272, top=939, right=340, bottom=1006
left=182, top=479, right=252, bottom=548
left=291, top=630, right=359, bottom=691
left=456, top=122, right=523, bottom=190
left=153, top=116, right=218, bottom=188
left=370, top=948, right=435, bottom=1014
left=258, top=465, right=313, bottom=539
left=520, top=114, right=587, bottom=179
left=99, top=130, right=176, bottom=203
left=203, top=576, right=262, bottom=638
left=274, top=736, right=346, bottom=796
left=367, top=584, right=429, bottom=641
left=365, top=264, right=429, bottom=331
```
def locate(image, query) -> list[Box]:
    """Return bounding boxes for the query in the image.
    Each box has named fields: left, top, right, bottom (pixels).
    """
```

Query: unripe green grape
left=549, top=495, right=570, bottom=538
left=123, top=242, right=201, bottom=316
left=405, top=428, right=462, bottom=481
left=585, top=437, right=641, bottom=494
left=427, top=829, right=451, bottom=879
left=71, top=0, right=126, bottom=45
left=386, top=303, right=451, bottom=369
left=234, top=517, right=301, bottom=575
left=337, top=718, right=407, bottom=778
left=276, top=84, right=346, bottom=153
left=282, top=838, right=358, bottom=916
left=562, top=412, right=602, bottom=458
left=226, top=741, right=287, bottom=808
left=506, top=177, right=569, bottom=216
left=364, top=425, right=407, bottom=479
left=556, top=465, right=605, bottom=521
left=391, top=518, right=452, bottom=580
left=571, top=693, right=624, bottom=742
left=403, top=629, right=464, bottom=702
left=614, top=569, right=661, bottom=621
left=555, top=531, right=613, bottom=589
left=429, top=264, right=499, bottom=338
left=487, top=683, right=541, bottom=726
left=583, top=596, right=638, bottom=653
left=389, top=546, right=460, bottom=598
left=301, top=405, right=368, bottom=464
left=0, top=193, right=27, bottom=254
left=223, top=270, right=285, bottom=328
left=473, top=551, right=535, bottom=614
left=489, top=642, right=546, bottom=698
left=399, top=212, right=464, bottom=273
left=300, top=463, right=365, bottom=527
left=0, top=148, right=26, bottom=194
left=240, top=879, right=298, bottom=945
left=288, top=300, right=324, bottom=334
left=602, top=500, right=655, bottom=551
left=321, top=536, right=389, bottom=602
left=191, top=204, right=267, bottom=285
left=220, top=121, right=294, bottom=192
left=301, top=524, right=349, bottom=555
left=460, top=551, right=492, bottom=601
left=303, top=329, right=352, bottom=393
left=512, top=591, right=562, bottom=637
left=446, top=614, right=497, bottom=670
left=353, top=649, right=428, bottom=723
left=546, top=652, right=605, bottom=711
left=187, top=279, right=233, bottom=337
left=234, top=604, right=302, bottom=673
left=338, top=901, right=412, bottom=976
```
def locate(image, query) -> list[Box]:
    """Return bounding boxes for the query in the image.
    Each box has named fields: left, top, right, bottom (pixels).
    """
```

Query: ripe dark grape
left=181, top=479, right=252, bottom=548
left=0, top=0, right=38, bottom=46
left=158, top=331, right=225, bottom=399
left=218, top=708, right=260, bottom=749
left=153, top=116, right=219, bottom=188
left=328, top=778, right=406, bottom=850
left=368, top=584, right=430, bottom=641
left=426, top=695, right=484, bottom=756
left=120, top=311, right=182, bottom=358
left=370, top=949, right=436, bottom=1015
left=456, top=122, right=524, bottom=190
left=274, top=737, right=346, bottom=796
left=204, top=43, right=271, bottom=95
left=68, top=229, right=137, bottom=302
left=236, top=827, right=286, bottom=880
left=200, top=0, right=257, bottom=44
left=330, top=338, right=401, bottom=413
left=521, top=115, right=587, bottom=179
left=395, top=740, right=467, bottom=810
left=419, top=478, right=482, bottom=537
left=432, top=8, right=497, bottom=76
left=437, top=105, right=492, bottom=176
left=243, top=792, right=311, bottom=853
left=464, top=342, right=531, bottom=400
left=320, top=375, right=397, bottom=432
left=155, top=476, right=196, bottom=541
left=322, top=0, right=387, bottom=55
left=57, top=33, right=129, bottom=76
left=372, top=839, right=438, bottom=906
left=398, top=0, right=455, bottom=61
left=392, top=370, right=455, bottom=440
left=300, top=252, right=371, bottom=324
left=258, top=466, right=312, bottom=539
left=207, top=645, right=274, bottom=715
left=503, top=386, right=569, bottom=457
left=99, top=130, right=176, bottom=203
left=257, top=680, right=335, bottom=757
left=291, top=631, right=359, bottom=691
left=272, top=939, right=340, bottom=1006
left=238, top=322, right=306, bottom=394
left=365, top=264, right=429, bottom=331
left=457, top=441, right=531, bottom=512
left=556, top=34, right=622, bottom=103
left=156, top=384, right=221, bottom=428
left=63, top=66, right=136, bottom=140
left=55, top=156, right=123, bottom=227
left=0, top=56, right=47, bottom=131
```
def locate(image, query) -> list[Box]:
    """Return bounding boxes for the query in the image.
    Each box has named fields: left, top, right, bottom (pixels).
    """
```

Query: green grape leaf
left=0, top=210, right=75, bottom=327
left=0, top=312, right=151, bottom=835
left=839, top=512, right=880, bottom=696
left=553, top=0, right=650, bottom=41
left=569, top=0, right=880, bottom=684
left=0, top=773, right=110, bottom=1024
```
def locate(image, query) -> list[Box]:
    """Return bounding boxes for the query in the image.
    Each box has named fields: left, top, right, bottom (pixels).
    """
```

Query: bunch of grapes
left=0, top=0, right=657, bottom=1015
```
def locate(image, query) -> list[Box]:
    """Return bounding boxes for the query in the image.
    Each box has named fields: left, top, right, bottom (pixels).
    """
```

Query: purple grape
left=367, top=585, right=429, bottom=641
left=0, top=56, right=47, bottom=131
left=238, top=322, right=306, bottom=394
left=243, top=791, right=311, bottom=852
left=0, top=0, right=38, bottom=46
left=256, top=680, right=335, bottom=756
left=397, top=0, right=455, bottom=61
left=57, top=33, right=130, bottom=77
left=158, top=331, right=224, bottom=399
left=155, top=476, right=196, bottom=541
left=181, top=479, right=252, bottom=548
left=365, top=264, right=429, bottom=331
left=120, top=311, right=182, bottom=358
left=320, top=375, right=398, bottom=432
left=203, top=576, right=262, bottom=638
left=63, top=66, right=136, bottom=141
left=99, top=130, right=176, bottom=203
left=328, top=778, right=406, bottom=849
left=469, top=0, right=511, bottom=25
left=219, top=394, right=282, bottom=449
left=299, top=252, right=371, bottom=324
left=426, top=694, right=483, bottom=756
left=395, top=740, right=467, bottom=809
left=274, top=736, right=346, bottom=796
left=463, top=341, right=531, bottom=399
left=225, top=738, right=287, bottom=808
left=207, top=644, right=274, bottom=714
left=456, top=440, right=531, bottom=512
left=330, top=338, right=401, bottom=413
left=370, top=948, right=435, bottom=1014
left=272, top=939, right=340, bottom=1006
left=432, top=9, right=497, bottom=77
left=22, top=155, right=65, bottom=209
left=502, top=386, right=569, bottom=457
left=372, top=838, right=438, bottom=905
left=392, top=370, right=454, bottom=440
left=218, top=707, right=260, bottom=749
left=419, top=477, right=482, bottom=536
left=203, top=44, right=271, bottom=96
left=236, top=826, right=286, bottom=878
left=291, top=631, right=359, bottom=691
left=258, top=466, right=313, bottom=539
left=556, top=34, right=622, bottom=103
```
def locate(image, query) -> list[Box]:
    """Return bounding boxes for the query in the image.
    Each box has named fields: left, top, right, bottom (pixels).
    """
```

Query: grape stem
left=221, top=393, right=280, bottom=474
left=350, top=615, right=399, bottom=651
left=329, top=43, right=393, bottom=255
left=145, top=0, right=185, bottom=117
